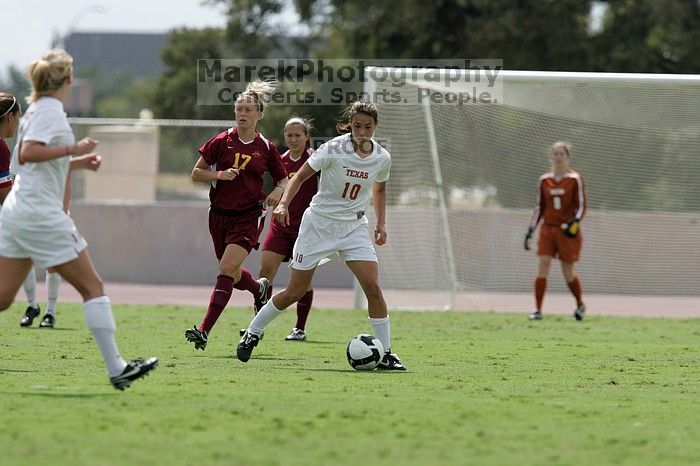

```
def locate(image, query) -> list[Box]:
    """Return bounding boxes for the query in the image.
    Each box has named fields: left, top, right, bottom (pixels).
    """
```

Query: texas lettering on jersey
left=345, top=168, right=369, bottom=179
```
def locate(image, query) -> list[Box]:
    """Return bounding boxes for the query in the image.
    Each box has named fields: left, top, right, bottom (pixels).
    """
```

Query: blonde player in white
left=0, top=50, right=157, bottom=390
left=237, top=100, right=406, bottom=370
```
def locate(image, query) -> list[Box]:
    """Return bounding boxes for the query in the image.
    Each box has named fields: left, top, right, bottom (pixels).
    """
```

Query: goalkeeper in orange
left=524, top=141, right=586, bottom=321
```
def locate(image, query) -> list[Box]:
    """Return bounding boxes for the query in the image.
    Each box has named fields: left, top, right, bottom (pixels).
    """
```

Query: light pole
left=52, top=4, right=108, bottom=49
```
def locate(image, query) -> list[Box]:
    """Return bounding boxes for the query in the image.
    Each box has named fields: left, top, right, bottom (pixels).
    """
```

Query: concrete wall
left=84, top=126, right=159, bottom=201
left=69, top=202, right=700, bottom=296
left=70, top=202, right=355, bottom=288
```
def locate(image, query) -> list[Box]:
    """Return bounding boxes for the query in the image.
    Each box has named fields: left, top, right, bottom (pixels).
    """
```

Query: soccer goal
left=360, top=68, right=700, bottom=311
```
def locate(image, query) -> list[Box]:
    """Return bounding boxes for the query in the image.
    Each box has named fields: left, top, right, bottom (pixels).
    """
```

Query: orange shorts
left=537, top=223, right=582, bottom=263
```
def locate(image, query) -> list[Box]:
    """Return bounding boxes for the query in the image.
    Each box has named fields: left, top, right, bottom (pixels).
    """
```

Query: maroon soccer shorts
left=261, top=221, right=299, bottom=262
left=209, top=208, right=265, bottom=259
left=537, top=223, right=582, bottom=263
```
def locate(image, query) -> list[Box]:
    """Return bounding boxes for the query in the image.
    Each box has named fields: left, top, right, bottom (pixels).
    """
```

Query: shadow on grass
left=282, top=367, right=410, bottom=374
left=0, top=368, right=39, bottom=373
left=0, top=391, right=117, bottom=398
left=21, top=327, right=80, bottom=332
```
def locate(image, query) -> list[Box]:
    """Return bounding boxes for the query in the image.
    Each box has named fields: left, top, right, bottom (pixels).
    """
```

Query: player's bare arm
left=191, top=156, right=238, bottom=182
left=264, top=176, right=289, bottom=208
left=273, top=161, right=316, bottom=226
left=21, top=138, right=97, bottom=163
left=69, top=154, right=102, bottom=172
left=373, top=181, right=387, bottom=246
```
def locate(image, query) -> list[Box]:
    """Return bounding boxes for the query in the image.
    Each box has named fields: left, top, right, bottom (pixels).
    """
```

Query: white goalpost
left=359, top=68, right=700, bottom=311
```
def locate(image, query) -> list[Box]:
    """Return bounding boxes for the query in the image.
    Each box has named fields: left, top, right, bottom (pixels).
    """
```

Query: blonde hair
left=236, top=80, right=275, bottom=113
left=26, top=50, right=73, bottom=103
left=550, top=141, right=572, bottom=157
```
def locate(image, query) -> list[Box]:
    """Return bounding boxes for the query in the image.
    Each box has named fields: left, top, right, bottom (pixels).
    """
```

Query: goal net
left=362, top=68, right=700, bottom=310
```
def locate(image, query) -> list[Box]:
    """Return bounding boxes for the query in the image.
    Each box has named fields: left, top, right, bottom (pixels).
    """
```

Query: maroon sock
left=295, top=290, right=313, bottom=330
left=234, top=268, right=260, bottom=295
left=567, top=277, right=583, bottom=307
left=535, top=277, right=547, bottom=311
left=199, top=275, right=235, bottom=333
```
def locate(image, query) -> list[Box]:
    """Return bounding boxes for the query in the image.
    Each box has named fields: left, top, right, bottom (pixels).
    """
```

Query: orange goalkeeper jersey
left=529, top=170, right=586, bottom=228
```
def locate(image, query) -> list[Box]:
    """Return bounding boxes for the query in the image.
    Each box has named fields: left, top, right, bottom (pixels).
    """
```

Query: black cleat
left=253, top=277, right=270, bottom=313
left=236, top=331, right=260, bottom=362
left=573, top=303, right=586, bottom=321
left=20, top=306, right=41, bottom=327
left=528, top=310, right=543, bottom=320
left=39, top=314, right=55, bottom=328
left=185, top=325, right=208, bottom=350
left=377, top=352, right=407, bottom=371
left=110, top=357, right=158, bottom=390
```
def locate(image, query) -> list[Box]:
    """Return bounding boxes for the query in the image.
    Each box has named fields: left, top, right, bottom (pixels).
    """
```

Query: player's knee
left=286, top=285, right=307, bottom=303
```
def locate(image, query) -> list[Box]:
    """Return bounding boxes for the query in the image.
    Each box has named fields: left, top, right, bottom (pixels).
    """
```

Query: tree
left=591, top=0, right=700, bottom=73
left=149, top=27, right=232, bottom=120
left=0, top=65, right=32, bottom=104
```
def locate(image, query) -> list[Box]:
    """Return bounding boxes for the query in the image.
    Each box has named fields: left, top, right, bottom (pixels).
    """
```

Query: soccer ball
left=346, top=334, right=384, bottom=371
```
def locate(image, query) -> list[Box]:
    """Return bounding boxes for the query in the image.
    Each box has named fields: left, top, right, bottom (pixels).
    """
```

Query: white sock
left=83, top=296, right=127, bottom=377
left=248, top=298, right=283, bottom=336
left=369, top=316, right=391, bottom=353
left=23, top=268, right=38, bottom=308
left=45, top=272, right=61, bottom=316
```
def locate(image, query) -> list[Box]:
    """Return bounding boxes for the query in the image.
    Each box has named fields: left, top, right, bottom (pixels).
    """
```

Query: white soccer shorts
left=290, top=209, right=378, bottom=271
left=0, top=215, right=88, bottom=268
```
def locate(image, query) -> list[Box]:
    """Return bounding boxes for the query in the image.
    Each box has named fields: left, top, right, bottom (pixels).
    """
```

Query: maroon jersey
left=529, top=170, right=586, bottom=228
left=0, top=139, right=12, bottom=189
left=199, top=128, right=287, bottom=210
left=273, top=148, right=318, bottom=231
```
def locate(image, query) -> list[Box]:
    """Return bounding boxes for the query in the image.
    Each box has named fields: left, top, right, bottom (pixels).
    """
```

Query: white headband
left=285, top=117, right=309, bottom=131
left=0, top=96, right=16, bottom=118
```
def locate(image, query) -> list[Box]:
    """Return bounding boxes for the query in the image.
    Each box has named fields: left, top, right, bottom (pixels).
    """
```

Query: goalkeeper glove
left=562, top=219, right=580, bottom=238
left=524, top=226, right=535, bottom=251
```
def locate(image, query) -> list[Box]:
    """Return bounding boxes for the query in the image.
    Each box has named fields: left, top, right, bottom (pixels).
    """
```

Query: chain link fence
left=67, top=117, right=238, bottom=202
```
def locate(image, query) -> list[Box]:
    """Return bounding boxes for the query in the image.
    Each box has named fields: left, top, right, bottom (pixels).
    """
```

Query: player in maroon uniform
left=258, top=117, right=318, bottom=341
left=185, top=81, right=289, bottom=350
left=524, top=141, right=586, bottom=321
left=0, top=92, right=20, bottom=203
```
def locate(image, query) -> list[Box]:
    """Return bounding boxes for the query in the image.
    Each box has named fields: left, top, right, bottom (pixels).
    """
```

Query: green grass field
left=1, top=303, right=698, bottom=466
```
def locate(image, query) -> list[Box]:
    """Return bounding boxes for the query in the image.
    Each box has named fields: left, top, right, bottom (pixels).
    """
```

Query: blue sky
left=1, top=0, right=230, bottom=75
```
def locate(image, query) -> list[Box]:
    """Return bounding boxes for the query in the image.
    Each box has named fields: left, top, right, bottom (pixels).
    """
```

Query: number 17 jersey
left=307, top=133, right=391, bottom=221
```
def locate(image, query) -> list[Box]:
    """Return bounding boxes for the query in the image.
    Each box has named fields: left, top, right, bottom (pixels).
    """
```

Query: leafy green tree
left=0, top=65, right=32, bottom=103
left=591, top=0, right=700, bottom=73
left=149, top=27, right=232, bottom=120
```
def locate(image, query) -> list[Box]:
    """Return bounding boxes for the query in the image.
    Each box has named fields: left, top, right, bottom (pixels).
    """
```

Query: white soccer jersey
left=1, top=97, right=75, bottom=228
left=307, top=133, right=391, bottom=221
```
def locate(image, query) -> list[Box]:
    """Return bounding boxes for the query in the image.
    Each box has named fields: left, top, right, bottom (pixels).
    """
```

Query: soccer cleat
left=39, top=314, right=55, bottom=328
left=19, top=305, right=41, bottom=327
left=253, top=277, right=270, bottom=313
left=236, top=331, right=260, bottom=362
left=528, top=310, right=543, bottom=320
left=377, top=352, right=407, bottom=371
left=573, top=303, right=586, bottom=321
left=284, top=328, right=307, bottom=341
left=110, top=357, right=159, bottom=390
left=185, top=325, right=208, bottom=350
